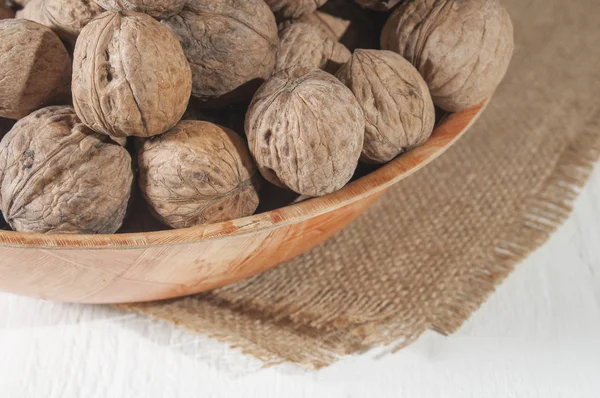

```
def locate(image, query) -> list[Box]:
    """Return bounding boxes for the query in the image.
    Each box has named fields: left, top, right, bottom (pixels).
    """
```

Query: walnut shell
left=0, top=106, right=133, bottom=234
left=265, top=0, right=327, bottom=21
left=17, top=0, right=104, bottom=44
left=93, top=0, right=185, bottom=18
left=0, top=4, right=14, bottom=18
left=245, top=68, right=364, bottom=196
left=163, top=0, right=278, bottom=107
left=336, top=49, right=435, bottom=164
left=138, top=120, right=260, bottom=229
left=276, top=22, right=350, bottom=74
left=381, top=0, right=514, bottom=112
left=0, top=19, right=71, bottom=120
left=72, top=11, right=192, bottom=138
left=354, top=0, right=400, bottom=11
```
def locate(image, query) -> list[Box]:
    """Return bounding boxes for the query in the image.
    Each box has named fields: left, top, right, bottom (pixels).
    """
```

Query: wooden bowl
left=0, top=102, right=487, bottom=303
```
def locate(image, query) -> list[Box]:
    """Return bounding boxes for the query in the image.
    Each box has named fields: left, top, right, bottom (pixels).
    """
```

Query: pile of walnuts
left=0, top=0, right=514, bottom=235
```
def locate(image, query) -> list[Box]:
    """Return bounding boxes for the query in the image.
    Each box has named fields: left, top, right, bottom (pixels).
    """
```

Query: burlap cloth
left=125, top=0, right=600, bottom=369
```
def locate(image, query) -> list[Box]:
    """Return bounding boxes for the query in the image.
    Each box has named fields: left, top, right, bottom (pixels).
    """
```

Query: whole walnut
left=138, top=120, right=260, bottom=229
left=0, top=19, right=71, bottom=120
left=72, top=11, right=192, bottom=138
left=354, top=0, right=400, bottom=11
left=163, top=0, right=278, bottom=107
left=336, top=50, right=435, bottom=164
left=0, top=4, right=14, bottom=18
left=381, top=0, right=514, bottom=112
left=246, top=68, right=364, bottom=197
left=17, top=0, right=104, bottom=44
left=265, top=0, right=327, bottom=21
left=93, top=0, right=185, bottom=19
left=276, top=23, right=350, bottom=74
left=0, top=106, right=133, bottom=234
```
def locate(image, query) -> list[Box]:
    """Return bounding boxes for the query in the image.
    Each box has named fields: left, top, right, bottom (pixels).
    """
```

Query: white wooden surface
left=1, top=166, right=599, bottom=398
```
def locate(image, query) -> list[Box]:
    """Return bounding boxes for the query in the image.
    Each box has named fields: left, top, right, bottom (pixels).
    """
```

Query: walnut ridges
left=138, top=121, right=260, bottom=229
left=354, top=0, right=401, bottom=11
left=93, top=0, right=186, bottom=18
left=0, top=106, right=133, bottom=234
left=72, top=11, right=192, bottom=138
left=265, top=0, right=328, bottom=21
left=336, top=50, right=435, bottom=163
left=276, top=23, right=350, bottom=74
left=163, top=0, right=278, bottom=107
left=17, top=0, right=104, bottom=44
left=245, top=68, right=365, bottom=197
left=0, top=19, right=71, bottom=120
left=381, top=0, right=514, bottom=112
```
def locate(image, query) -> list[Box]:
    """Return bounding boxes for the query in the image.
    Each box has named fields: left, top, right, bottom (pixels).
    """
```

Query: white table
left=1, top=166, right=599, bottom=398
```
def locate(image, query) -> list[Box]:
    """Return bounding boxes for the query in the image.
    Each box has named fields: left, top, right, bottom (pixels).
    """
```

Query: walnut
left=354, top=0, right=400, bottom=11
left=138, top=120, right=260, bottom=229
left=93, top=0, right=185, bottom=19
left=0, top=4, right=14, bottom=18
left=276, top=23, right=350, bottom=74
left=336, top=49, right=435, bottom=164
left=0, top=19, right=71, bottom=120
left=381, top=0, right=514, bottom=112
left=245, top=68, right=364, bottom=196
left=265, top=0, right=327, bottom=21
left=163, top=0, right=278, bottom=107
left=17, top=0, right=104, bottom=44
left=0, top=106, right=133, bottom=234
left=72, top=11, right=192, bottom=138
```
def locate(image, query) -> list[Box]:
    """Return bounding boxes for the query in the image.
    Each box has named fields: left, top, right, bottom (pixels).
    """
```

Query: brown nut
left=17, top=0, right=104, bottom=44
left=336, top=49, right=435, bottom=164
left=93, top=0, right=185, bottom=19
left=245, top=68, right=364, bottom=197
left=354, top=0, right=400, bottom=11
left=381, top=0, right=514, bottom=112
left=276, top=22, right=350, bottom=74
left=72, top=11, right=192, bottom=138
left=0, top=19, right=71, bottom=120
left=0, top=106, right=133, bottom=234
left=163, top=0, right=278, bottom=107
left=265, top=0, right=327, bottom=21
left=138, top=120, right=260, bottom=229
left=0, top=4, right=14, bottom=19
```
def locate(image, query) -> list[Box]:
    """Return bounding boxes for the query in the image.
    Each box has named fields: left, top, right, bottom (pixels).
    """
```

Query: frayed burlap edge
left=123, top=111, right=600, bottom=369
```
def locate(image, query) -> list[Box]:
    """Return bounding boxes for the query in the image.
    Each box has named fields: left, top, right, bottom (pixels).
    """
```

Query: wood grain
left=0, top=102, right=487, bottom=303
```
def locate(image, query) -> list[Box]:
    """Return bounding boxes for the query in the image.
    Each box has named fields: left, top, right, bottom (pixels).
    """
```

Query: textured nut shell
left=381, top=0, right=514, bottom=112
left=265, top=0, right=327, bottom=21
left=276, top=23, right=350, bottom=74
left=93, top=0, right=186, bottom=19
left=72, top=11, right=192, bottom=138
left=354, top=0, right=401, bottom=11
left=245, top=69, right=364, bottom=197
left=18, top=0, right=104, bottom=44
left=0, top=106, right=133, bottom=234
left=0, top=5, right=14, bottom=19
left=0, top=19, right=71, bottom=120
left=138, top=120, right=260, bottom=229
left=336, top=49, right=435, bottom=164
left=163, top=0, right=278, bottom=106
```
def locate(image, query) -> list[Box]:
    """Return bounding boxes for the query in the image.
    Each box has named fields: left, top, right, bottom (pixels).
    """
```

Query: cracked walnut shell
left=245, top=68, right=365, bottom=197
left=0, top=19, right=71, bottom=120
left=72, top=11, right=192, bottom=138
left=276, top=22, right=350, bottom=74
left=381, top=0, right=514, bottom=112
left=0, top=106, right=133, bottom=234
left=336, top=49, right=435, bottom=164
left=93, top=0, right=186, bottom=19
left=163, top=0, right=278, bottom=107
left=138, top=120, right=260, bottom=229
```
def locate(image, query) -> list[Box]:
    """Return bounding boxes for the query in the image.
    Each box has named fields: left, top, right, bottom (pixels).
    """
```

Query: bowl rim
left=0, top=101, right=487, bottom=249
